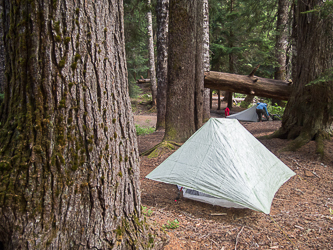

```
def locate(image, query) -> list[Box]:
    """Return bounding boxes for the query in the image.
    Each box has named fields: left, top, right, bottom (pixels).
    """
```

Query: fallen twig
left=211, top=213, right=227, bottom=216
left=295, top=225, right=304, bottom=230
left=235, top=226, right=244, bottom=250
left=211, top=239, right=219, bottom=247
left=312, top=171, right=320, bottom=178
left=290, top=158, right=320, bottom=178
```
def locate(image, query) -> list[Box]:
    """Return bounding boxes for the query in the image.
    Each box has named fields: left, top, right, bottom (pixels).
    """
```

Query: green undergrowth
left=135, top=124, right=155, bottom=136
left=162, top=219, right=179, bottom=229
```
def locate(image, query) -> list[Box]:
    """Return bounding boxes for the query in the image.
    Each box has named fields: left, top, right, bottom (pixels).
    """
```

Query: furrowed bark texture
left=277, top=0, right=333, bottom=143
left=164, top=0, right=204, bottom=142
left=0, top=1, right=152, bottom=249
left=156, top=0, right=169, bottom=130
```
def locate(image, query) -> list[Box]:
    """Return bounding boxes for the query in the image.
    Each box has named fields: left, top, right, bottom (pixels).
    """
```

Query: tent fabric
left=146, top=118, right=295, bottom=214
left=226, top=105, right=258, bottom=122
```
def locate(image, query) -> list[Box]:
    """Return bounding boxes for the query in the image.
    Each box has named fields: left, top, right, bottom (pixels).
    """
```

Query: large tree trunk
left=164, top=0, right=204, bottom=143
left=147, top=0, right=157, bottom=106
left=202, top=0, right=211, bottom=122
left=272, top=0, right=333, bottom=155
left=204, top=71, right=291, bottom=100
left=0, top=1, right=153, bottom=249
left=156, top=0, right=169, bottom=130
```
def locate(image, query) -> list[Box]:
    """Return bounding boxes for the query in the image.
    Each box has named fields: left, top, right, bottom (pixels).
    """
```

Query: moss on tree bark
left=0, top=0, right=162, bottom=249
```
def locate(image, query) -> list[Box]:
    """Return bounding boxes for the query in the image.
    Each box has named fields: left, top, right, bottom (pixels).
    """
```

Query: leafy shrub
left=162, top=219, right=179, bottom=229
left=142, top=206, right=153, bottom=217
left=268, top=103, right=286, bottom=117
left=135, top=124, right=155, bottom=136
left=129, top=82, right=142, bottom=98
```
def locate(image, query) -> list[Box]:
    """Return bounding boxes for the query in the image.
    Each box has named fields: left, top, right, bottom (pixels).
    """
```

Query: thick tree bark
left=0, top=1, right=154, bottom=249
left=272, top=0, right=333, bottom=154
left=204, top=71, right=292, bottom=100
left=147, top=0, right=157, bottom=106
left=202, top=0, right=210, bottom=122
left=164, top=0, right=204, bottom=143
left=156, top=0, right=169, bottom=130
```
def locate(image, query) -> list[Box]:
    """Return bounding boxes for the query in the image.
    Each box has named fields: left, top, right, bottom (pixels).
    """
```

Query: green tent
left=146, top=118, right=295, bottom=214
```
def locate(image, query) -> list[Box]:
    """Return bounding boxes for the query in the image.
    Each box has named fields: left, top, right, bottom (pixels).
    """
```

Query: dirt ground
left=132, top=89, right=333, bottom=250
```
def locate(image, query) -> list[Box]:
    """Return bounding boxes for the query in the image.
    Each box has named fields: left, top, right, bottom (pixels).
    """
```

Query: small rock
left=304, top=170, right=314, bottom=177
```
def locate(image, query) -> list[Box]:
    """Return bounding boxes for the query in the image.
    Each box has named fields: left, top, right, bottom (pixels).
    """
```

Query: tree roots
left=315, top=130, right=331, bottom=159
left=140, top=141, right=182, bottom=158
left=259, top=127, right=331, bottom=159
left=282, top=131, right=312, bottom=152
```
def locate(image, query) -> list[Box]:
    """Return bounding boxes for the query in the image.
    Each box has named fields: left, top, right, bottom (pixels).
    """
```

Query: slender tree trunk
left=274, top=0, right=289, bottom=80
left=148, top=0, right=157, bottom=106
left=156, top=0, right=169, bottom=130
left=0, top=1, right=154, bottom=249
left=273, top=0, right=333, bottom=154
left=202, top=0, right=211, bottom=122
left=164, top=0, right=204, bottom=142
left=227, top=0, right=235, bottom=109
left=273, top=0, right=290, bottom=106
left=195, top=0, right=204, bottom=129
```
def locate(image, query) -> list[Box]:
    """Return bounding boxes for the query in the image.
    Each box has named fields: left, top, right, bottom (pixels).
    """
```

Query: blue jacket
left=256, top=103, right=269, bottom=115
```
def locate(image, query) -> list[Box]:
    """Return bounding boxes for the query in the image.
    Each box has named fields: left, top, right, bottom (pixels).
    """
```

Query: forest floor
left=131, top=84, right=333, bottom=250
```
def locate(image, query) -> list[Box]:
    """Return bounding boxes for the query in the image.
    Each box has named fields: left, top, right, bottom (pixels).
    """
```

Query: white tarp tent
left=226, top=105, right=258, bottom=122
left=146, top=118, right=295, bottom=214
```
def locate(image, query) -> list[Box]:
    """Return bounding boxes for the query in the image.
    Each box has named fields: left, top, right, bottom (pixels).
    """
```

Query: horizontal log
left=136, top=79, right=151, bottom=84
left=204, top=71, right=291, bottom=100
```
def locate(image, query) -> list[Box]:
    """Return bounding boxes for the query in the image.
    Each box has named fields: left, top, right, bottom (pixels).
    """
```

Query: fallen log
left=204, top=71, right=292, bottom=100
left=136, top=78, right=151, bottom=84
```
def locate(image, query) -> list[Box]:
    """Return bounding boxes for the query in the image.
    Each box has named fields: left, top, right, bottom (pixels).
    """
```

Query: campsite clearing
left=137, top=120, right=333, bottom=249
left=133, top=91, right=333, bottom=249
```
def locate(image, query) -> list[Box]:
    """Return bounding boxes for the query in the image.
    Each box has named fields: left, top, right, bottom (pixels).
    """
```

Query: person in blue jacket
left=256, top=102, right=270, bottom=122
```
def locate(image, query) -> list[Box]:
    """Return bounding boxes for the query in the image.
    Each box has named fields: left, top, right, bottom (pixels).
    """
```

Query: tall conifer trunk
left=0, top=1, right=153, bottom=249
left=156, top=0, right=169, bottom=130
left=273, top=0, right=290, bottom=106
left=147, top=0, right=157, bottom=106
left=164, top=0, right=204, bottom=143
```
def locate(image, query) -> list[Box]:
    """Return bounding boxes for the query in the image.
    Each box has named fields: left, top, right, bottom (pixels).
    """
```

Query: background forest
left=124, top=0, right=290, bottom=99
